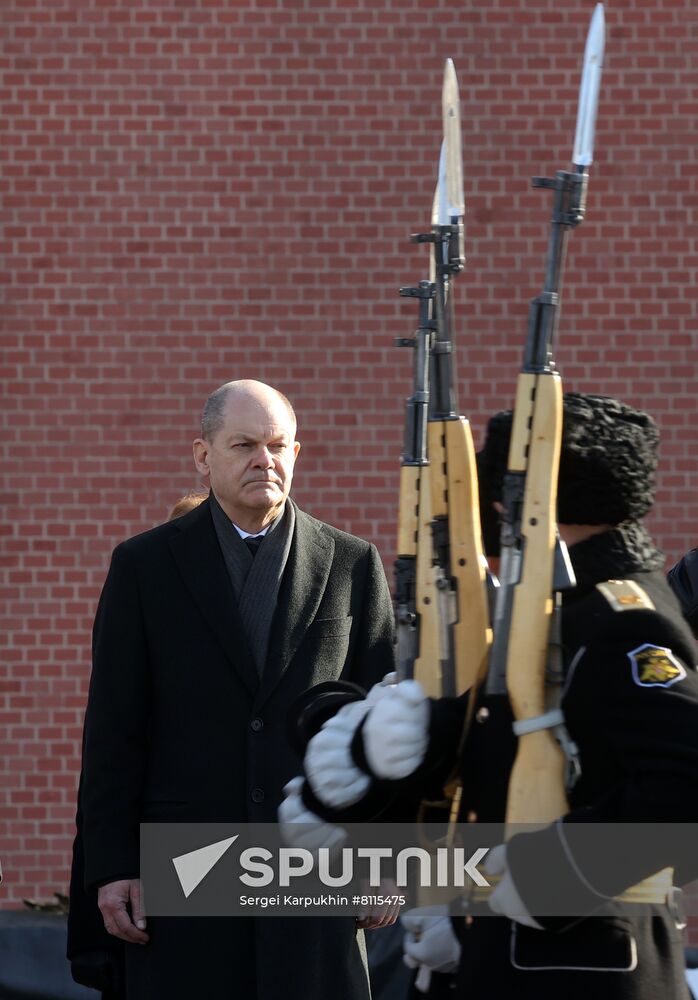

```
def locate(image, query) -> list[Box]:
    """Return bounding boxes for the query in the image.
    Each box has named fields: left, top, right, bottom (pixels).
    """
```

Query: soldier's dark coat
left=421, top=523, right=698, bottom=1000
left=71, top=497, right=395, bottom=1000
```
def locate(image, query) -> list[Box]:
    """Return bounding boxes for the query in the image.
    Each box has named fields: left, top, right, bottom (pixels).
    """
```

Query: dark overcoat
left=75, top=497, right=395, bottom=1000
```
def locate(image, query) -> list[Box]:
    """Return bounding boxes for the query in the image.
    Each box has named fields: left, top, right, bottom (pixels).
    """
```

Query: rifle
left=485, top=3, right=605, bottom=828
left=395, top=60, right=491, bottom=703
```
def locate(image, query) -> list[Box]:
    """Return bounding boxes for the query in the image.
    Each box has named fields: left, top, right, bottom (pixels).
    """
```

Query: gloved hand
left=304, top=675, right=399, bottom=809
left=278, top=776, right=347, bottom=852
left=363, top=680, right=430, bottom=779
left=401, top=913, right=461, bottom=994
left=486, top=844, right=543, bottom=929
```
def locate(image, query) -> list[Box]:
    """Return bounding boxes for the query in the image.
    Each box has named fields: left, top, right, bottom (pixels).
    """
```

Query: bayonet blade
left=572, top=4, right=605, bottom=168
left=442, top=58, right=464, bottom=218
left=430, top=171, right=440, bottom=283
left=436, top=141, right=448, bottom=227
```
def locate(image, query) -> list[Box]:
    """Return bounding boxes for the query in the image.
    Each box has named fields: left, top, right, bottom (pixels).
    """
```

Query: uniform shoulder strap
left=595, top=579, right=656, bottom=612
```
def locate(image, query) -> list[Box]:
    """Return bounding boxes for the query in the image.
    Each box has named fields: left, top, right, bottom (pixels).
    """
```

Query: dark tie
left=244, top=535, right=263, bottom=557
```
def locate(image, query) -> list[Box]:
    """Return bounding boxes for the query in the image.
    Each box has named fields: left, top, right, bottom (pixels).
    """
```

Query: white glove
left=401, top=913, right=461, bottom=994
left=372, top=671, right=398, bottom=690
left=304, top=699, right=373, bottom=809
left=278, top=777, right=347, bottom=852
left=304, top=677, right=400, bottom=809
left=363, top=680, right=430, bottom=779
left=414, top=967, right=432, bottom=995
left=486, top=844, right=543, bottom=929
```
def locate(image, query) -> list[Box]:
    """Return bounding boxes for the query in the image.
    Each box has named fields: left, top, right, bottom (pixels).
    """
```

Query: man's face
left=193, top=390, right=300, bottom=529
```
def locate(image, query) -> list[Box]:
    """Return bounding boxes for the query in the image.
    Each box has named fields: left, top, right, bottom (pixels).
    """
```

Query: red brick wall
left=2, top=0, right=697, bottom=940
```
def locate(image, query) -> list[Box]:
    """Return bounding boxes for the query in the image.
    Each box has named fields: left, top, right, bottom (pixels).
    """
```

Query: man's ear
left=292, top=440, right=301, bottom=460
left=193, top=438, right=210, bottom=477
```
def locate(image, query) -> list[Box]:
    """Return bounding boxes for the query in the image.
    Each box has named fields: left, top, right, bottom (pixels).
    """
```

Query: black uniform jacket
left=70, top=497, right=395, bottom=1000
left=417, top=524, right=698, bottom=1000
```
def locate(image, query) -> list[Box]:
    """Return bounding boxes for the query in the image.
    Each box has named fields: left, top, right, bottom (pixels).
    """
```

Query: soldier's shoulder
left=587, top=571, right=696, bottom=668
left=594, top=578, right=657, bottom=613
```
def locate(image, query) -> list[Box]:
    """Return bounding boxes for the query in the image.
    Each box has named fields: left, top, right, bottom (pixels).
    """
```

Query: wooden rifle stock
left=504, top=372, right=568, bottom=826
left=428, top=418, right=490, bottom=698
left=396, top=463, right=442, bottom=698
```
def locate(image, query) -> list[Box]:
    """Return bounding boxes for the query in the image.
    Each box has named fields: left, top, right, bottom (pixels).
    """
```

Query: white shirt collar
left=232, top=523, right=269, bottom=540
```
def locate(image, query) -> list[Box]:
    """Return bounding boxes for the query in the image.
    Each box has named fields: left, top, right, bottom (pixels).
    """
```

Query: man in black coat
left=292, top=394, right=698, bottom=1000
left=74, top=379, right=396, bottom=1000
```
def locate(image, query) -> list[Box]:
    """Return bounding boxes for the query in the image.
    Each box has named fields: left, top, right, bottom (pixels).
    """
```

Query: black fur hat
left=478, top=393, right=659, bottom=545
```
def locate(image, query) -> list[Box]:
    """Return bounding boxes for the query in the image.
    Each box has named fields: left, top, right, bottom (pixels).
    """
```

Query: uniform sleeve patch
left=628, top=644, right=687, bottom=688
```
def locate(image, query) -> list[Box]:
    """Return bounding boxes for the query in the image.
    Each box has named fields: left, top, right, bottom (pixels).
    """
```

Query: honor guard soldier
left=284, top=393, right=698, bottom=1000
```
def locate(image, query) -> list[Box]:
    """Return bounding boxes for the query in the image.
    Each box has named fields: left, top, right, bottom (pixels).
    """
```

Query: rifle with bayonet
left=485, top=3, right=605, bottom=828
left=395, top=60, right=491, bottom=707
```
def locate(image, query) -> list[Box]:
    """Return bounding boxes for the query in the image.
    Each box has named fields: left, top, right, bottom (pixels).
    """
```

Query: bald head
left=201, top=380, right=296, bottom=442
left=193, top=380, right=300, bottom=532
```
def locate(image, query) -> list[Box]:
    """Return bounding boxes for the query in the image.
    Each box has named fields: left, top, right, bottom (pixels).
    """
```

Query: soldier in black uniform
left=285, top=393, right=698, bottom=1000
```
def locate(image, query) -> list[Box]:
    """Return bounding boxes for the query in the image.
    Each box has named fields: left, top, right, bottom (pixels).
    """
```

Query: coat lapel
left=254, top=506, right=334, bottom=711
left=168, top=500, right=260, bottom=698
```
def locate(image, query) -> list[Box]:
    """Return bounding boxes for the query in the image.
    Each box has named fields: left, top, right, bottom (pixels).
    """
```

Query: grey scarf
left=209, top=492, right=295, bottom=674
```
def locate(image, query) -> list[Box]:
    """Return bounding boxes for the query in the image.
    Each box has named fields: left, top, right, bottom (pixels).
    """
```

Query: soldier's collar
left=567, top=522, right=664, bottom=592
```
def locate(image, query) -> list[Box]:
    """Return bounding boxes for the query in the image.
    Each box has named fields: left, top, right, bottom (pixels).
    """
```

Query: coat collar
left=168, top=499, right=260, bottom=697
left=167, top=498, right=335, bottom=707
left=567, top=521, right=664, bottom=593
left=255, top=501, right=334, bottom=711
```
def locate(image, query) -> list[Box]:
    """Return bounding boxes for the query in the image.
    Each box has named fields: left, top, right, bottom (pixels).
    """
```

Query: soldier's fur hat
left=477, top=393, right=658, bottom=552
